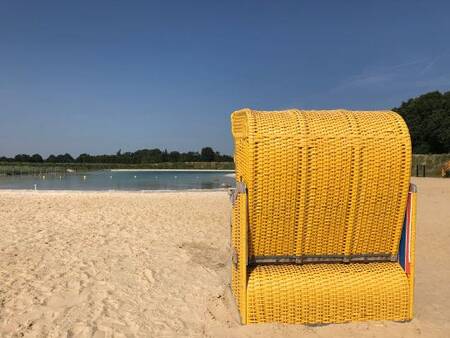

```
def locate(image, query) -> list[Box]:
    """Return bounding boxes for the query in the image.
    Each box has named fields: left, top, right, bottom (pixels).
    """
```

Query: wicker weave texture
left=408, top=191, right=417, bottom=319
left=231, top=109, right=411, bottom=259
left=247, top=262, right=410, bottom=324
left=231, top=193, right=241, bottom=310
left=231, top=191, right=248, bottom=322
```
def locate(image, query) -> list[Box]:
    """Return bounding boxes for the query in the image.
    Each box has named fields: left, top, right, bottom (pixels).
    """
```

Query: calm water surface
left=0, top=170, right=236, bottom=191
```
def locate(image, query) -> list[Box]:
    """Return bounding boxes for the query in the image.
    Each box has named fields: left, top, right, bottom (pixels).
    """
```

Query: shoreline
left=0, top=188, right=231, bottom=194
left=110, top=169, right=235, bottom=172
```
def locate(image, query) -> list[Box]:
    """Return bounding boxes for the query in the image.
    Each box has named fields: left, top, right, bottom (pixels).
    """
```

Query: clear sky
left=1, top=1, right=449, bottom=157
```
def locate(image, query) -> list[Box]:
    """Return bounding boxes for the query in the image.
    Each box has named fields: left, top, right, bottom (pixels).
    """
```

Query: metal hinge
left=229, top=182, right=247, bottom=205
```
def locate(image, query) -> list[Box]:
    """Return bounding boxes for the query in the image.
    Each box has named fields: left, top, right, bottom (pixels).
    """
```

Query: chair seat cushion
left=247, top=262, right=410, bottom=324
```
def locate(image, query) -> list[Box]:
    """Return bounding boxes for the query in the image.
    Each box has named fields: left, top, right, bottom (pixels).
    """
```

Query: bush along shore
left=0, top=147, right=235, bottom=176
left=0, top=162, right=235, bottom=176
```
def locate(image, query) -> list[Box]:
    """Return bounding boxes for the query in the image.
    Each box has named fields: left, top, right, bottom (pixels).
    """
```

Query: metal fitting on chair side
left=249, top=253, right=398, bottom=265
left=230, top=182, right=247, bottom=205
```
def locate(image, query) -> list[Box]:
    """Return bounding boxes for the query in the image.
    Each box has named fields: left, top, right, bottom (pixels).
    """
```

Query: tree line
left=0, top=147, right=233, bottom=164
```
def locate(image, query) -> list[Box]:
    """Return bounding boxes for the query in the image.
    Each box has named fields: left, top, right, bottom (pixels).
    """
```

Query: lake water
left=0, top=170, right=236, bottom=191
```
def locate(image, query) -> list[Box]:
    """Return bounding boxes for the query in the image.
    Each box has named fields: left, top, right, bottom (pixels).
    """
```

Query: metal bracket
left=230, top=182, right=247, bottom=205
left=249, top=254, right=397, bottom=265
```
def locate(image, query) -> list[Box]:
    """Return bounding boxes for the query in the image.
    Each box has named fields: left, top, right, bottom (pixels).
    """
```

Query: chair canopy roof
left=231, top=109, right=411, bottom=260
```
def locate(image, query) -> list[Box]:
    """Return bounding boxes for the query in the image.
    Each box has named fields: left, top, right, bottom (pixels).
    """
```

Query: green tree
left=200, top=147, right=215, bottom=161
left=168, top=151, right=180, bottom=162
left=14, top=154, right=31, bottom=162
left=134, top=148, right=163, bottom=163
left=180, top=152, right=200, bottom=162
left=55, top=153, right=74, bottom=163
left=161, top=149, right=169, bottom=162
left=46, top=154, right=57, bottom=162
left=394, top=91, right=450, bottom=153
left=30, top=154, right=43, bottom=163
left=77, top=153, right=93, bottom=163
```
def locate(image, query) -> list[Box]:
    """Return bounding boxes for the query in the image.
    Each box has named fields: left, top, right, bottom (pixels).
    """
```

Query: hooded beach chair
left=230, top=109, right=417, bottom=324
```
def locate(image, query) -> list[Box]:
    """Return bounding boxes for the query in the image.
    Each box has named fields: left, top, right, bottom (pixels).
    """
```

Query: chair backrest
left=231, top=109, right=411, bottom=262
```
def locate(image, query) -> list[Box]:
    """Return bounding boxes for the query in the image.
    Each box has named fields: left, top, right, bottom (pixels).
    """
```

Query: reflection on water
left=0, top=170, right=236, bottom=191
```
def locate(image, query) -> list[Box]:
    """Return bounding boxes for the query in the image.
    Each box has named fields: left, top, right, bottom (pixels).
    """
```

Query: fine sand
left=0, top=177, right=449, bottom=337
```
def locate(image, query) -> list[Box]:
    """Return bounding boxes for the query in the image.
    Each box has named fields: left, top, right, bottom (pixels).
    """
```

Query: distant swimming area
left=0, top=170, right=236, bottom=191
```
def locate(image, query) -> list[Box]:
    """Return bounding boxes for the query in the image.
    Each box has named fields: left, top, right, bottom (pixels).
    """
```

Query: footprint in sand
left=68, top=322, right=92, bottom=337
left=179, top=242, right=227, bottom=270
left=143, top=269, right=155, bottom=284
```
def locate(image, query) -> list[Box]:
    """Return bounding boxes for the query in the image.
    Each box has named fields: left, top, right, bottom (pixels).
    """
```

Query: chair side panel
left=231, top=192, right=248, bottom=323
left=408, top=189, right=417, bottom=319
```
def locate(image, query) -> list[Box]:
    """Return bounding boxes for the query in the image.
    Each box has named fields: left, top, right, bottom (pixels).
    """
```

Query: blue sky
left=1, top=1, right=449, bottom=157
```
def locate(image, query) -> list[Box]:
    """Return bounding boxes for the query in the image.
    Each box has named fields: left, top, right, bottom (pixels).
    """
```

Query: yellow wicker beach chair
left=230, top=109, right=417, bottom=324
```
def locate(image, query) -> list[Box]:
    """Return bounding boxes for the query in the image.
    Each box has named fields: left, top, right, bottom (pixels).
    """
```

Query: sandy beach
left=0, top=177, right=449, bottom=337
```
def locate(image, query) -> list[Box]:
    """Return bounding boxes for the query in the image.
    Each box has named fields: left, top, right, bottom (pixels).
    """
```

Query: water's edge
left=0, top=170, right=236, bottom=191
left=0, top=188, right=230, bottom=193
